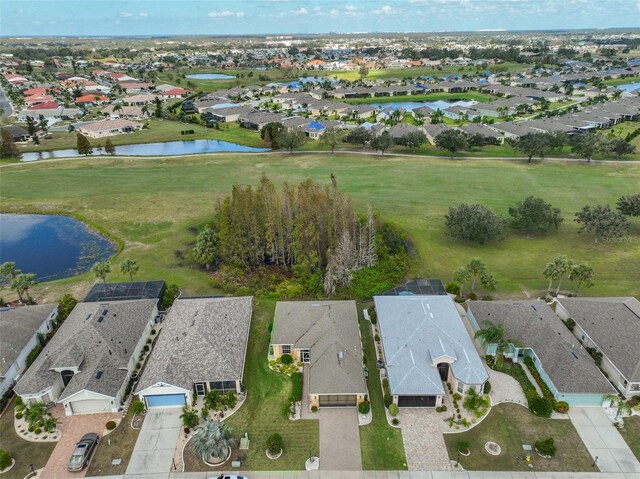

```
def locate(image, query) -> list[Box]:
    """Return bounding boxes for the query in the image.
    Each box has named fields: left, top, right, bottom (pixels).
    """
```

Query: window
left=457, top=382, right=464, bottom=393
left=209, top=381, right=237, bottom=393
left=281, top=345, right=292, bottom=355
left=301, top=349, right=310, bottom=363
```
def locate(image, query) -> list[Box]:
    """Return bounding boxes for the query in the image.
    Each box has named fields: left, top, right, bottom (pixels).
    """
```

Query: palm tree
left=42, top=415, right=59, bottom=433
left=192, top=418, right=236, bottom=462
left=474, top=322, right=507, bottom=368
left=180, top=406, right=199, bottom=429
left=25, top=402, right=48, bottom=430
left=543, top=255, right=573, bottom=294
left=466, top=258, right=487, bottom=292
left=119, top=258, right=139, bottom=281
left=604, top=394, right=632, bottom=423
left=0, top=262, right=20, bottom=284
left=11, top=273, right=37, bottom=303
left=91, top=261, right=111, bottom=283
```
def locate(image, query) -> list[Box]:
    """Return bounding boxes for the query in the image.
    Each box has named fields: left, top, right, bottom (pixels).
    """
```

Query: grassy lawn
left=341, top=92, right=494, bottom=105
left=86, top=417, right=141, bottom=476
left=18, top=120, right=265, bottom=153
left=619, top=415, right=640, bottom=462
left=358, top=302, right=407, bottom=470
left=0, top=398, right=56, bottom=479
left=443, top=403, right=594, bottom=472
left=184, top=298, right=319, bottom=471
left=1, top=154, right=639, bottom=305
left=331, top=63, right=526, bottom=82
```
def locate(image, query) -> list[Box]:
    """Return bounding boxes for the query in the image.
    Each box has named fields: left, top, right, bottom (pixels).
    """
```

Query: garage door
left=397, top=395, right=436, bottom=407
left=69, top=399, right=112, bottom=414
left=318, top=394, right=357, bottom=407
left=144, top=394, right=186, bottom=408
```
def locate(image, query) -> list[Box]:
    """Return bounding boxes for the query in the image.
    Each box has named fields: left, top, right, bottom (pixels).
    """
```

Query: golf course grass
left=1, top=153, right=638, bottom=303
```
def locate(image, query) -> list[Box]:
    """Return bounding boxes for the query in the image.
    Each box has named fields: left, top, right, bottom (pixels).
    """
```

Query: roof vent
left=102, top=309, right=108, bottom=315
left=571, top=352, right=578, bottom=360
left=95, top=371, right=103, bottom=379
left=97, top=316, right=104, bottom=323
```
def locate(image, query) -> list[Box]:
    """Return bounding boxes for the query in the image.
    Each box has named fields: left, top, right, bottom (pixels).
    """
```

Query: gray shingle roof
left=272, top=301, right=366, bottom=396
left=136, top=297, right=252, bottom=393
left=557, top=297, right=640, bottom=382
left=14, top=299, right=156, bottom=400
left=0, top=304, right=57, bottom=377
left=374, top=295, right=488, bottom=396
left=468, top=300, right=614, bottom=395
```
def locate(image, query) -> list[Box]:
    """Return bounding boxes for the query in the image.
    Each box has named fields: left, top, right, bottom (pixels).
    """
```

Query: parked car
left=209, top=476, right=248, bottom=479
left=67, top=433, right=100, bottom=472
left=376, top=359, right=384, bottom=369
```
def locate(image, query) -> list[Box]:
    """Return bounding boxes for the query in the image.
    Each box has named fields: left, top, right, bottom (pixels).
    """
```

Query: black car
left=68, top=433, right=99, bottom=472
left=376, top=359, right=385, bottom=369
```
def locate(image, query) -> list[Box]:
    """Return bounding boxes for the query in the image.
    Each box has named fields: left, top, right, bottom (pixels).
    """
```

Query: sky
left=1, top=0, right=639, bottom=37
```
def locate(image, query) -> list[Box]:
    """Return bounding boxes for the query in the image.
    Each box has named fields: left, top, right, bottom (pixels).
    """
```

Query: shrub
left=358, top=401, right=371, bottom=414
left=484, top=381, right=492, bottom=394
left=290, top=372, right=303, bottom=402
left=445, top=281, right=460, bottom=295
left=266, top=433, right=283, bottom=455
left=34, top=428, right=42, bottom=435
left=106, top=420, right=116, bottom=430
left=444, top=203, right=508, bottom=244
left=453, top=393, right=462, bottom=401
left=468, top=292, right=477, bottom=300
left=457, top=440, right=470, bottom=453
left=485, top=355, right=494, bottom=368
left=436, top=406, right=442, bottom=413
left=384, top=394, right=393, bottom=408
left=26, top=344, right=43, bottom=367
left=555, top=401, right=569, bottom=414
left=15, top=412, right=23, bottom=420
left=457, top=414, right=461, bottom=419
left=143, top=345, right=149, bottom=352
left=224, top=391, right=238, bottom=410
left=368, top=308, right=377, bottom=325
left=529, top=396, right=554, bottom=418
left=454, top=295, right=465, bottom=303
left=388, top=403, right=399, bottom=417
left=374, top=334, right=380, bottom=342
left=563, top=318, right=576, bottom=331
left=392, top=418, right=400, bottom=426
left=441, top=405, right=447, bottom=412
left=535, top=437, right=556, bottom=457
left=0, top=449, right=11, bottom=470
left=482, top=295, right=493, bottom=301
left=279, top=354, right=293, bottom=365
left=131, top=400, right=144, bottom=415
left=311, top=405, right=318, bottom=412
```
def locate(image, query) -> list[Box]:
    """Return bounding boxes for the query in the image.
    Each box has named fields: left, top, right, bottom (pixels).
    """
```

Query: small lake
left=185, top=73, right=237, bottom=80
left=618, top=82, right=640, bottom=92
left=21, top=139, right=269, bottom=162
left=367, top=100, right=477, bottom=111
left=0, top=214, right=117, bottom=283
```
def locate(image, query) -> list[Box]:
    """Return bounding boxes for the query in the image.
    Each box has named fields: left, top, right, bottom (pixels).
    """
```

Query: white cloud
left=208, top=10, right=245, bottom=18
left=293, top=7, right=308, bottom=15
left=373, top=5, right=394, bottom=15
left=120, top=12, right=133, bottom=17
left=139, top=12, right=148, bottom=17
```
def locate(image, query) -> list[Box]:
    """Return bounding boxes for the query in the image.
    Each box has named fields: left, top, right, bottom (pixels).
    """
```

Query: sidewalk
left=88, top=469, right=640, bottom=479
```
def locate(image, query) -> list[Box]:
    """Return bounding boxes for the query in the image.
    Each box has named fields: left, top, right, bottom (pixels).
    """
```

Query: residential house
left=208, top=106, right=255, bottom=123
left=270, top=301, right=367, bottom=409
left=239, top=110, right=286, bottom=130
left=1, top=125, right=31, bottom=142
left=78, top=119, right=143, bottom=138
left=75, top=94, right=109, bottom=106
left=424, top=123, right=450, bottom=144
left=102, top=104, right=149, bottom=120
left=555, top=297, right=640, bottom=398
left=136, top=297, right=252, bottom=408
left=14, top=299, right=158, bottom=415
left=467, top=300, right=615, bottom=405
left=374, top=294, right=488, bottom=407
left=0, top=305, right=58, bottom=395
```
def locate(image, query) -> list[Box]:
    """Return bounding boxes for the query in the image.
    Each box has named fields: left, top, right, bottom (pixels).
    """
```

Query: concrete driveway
left=569, top=407, right=640, bottom=473
left=125, top=409, right=181, bottom=475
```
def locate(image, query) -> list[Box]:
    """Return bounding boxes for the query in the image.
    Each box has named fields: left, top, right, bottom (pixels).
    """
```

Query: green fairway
left=0, top=153, right=638, bottom=303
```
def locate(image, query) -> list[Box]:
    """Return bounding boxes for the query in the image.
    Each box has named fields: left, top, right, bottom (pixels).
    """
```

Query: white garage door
left=69, top=398, right=112, bottom=414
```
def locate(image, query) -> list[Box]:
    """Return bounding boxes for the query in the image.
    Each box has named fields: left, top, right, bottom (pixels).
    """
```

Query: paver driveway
left=125, top=409, right=181, bottom=475
left=40, top=405, right=120, bottom=479
left=569, top=407, right=640, bottom=474
left=399, top=408, right=452, bottom=471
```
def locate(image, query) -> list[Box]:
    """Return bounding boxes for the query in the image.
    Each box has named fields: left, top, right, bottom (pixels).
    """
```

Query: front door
left=437, top=363, right=449, bottom=382
left=195, top=382, right=207, bottom=396
left=301, top=350, right=310, bottom=363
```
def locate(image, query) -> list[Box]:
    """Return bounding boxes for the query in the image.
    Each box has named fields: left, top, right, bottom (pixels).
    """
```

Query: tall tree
left=104, top=138, right=116, bottom=155
left=575, top=205, right=629, bottom=243
left=154, top=96, right=164, bottom=118
left=510, top=132, right=554, bottom=163
left=345, top=127, right=372, bottom=146
left=466, top=258, right=486, bottom=292
left=474, top=322, right=507, bottom=368
left=76, top=133, right=92, bottom=156
left=119, top=258, right=139, bottom=281
left=398, top=131, right=427, bottom=151
left=603, top=137, right=635, bottom=158
left=319, top=127, right=344, bottom=153
left=358, top=64, right=369, bottom=79
left=569, top=263, right=594, bottom=293
left=0, top=129, right=20, bottom=159
left=453, top=267, right=471, bottom=297
left=370, top=131, right=393, bottom=155
left=570, top=132, right=602, bottom=163
left=0, top=262, right=20, bottom=285
left=278, top=128, right=307, bottom=153
left=91, top=261, right=111, bottom=283
left=435, top=129, right=469, bottom=159
left=508, top=196, right=563, bottom=232
left=192, top=226, right=218, bottom=269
